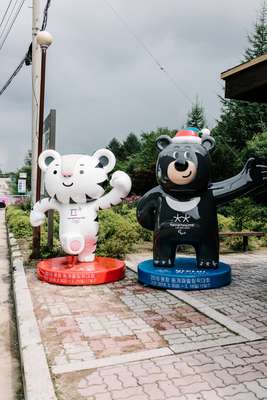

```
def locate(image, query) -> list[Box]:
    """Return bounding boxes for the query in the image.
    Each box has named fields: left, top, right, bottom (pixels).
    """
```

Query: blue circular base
left=138, top=258, right=231, bottom=290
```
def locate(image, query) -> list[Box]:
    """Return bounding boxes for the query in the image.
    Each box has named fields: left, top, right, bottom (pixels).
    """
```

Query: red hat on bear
left=173, top=129, right=201, bottom=144
left=172, top=128, right=210, bottom=144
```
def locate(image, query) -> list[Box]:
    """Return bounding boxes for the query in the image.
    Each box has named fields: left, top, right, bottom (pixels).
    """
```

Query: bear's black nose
left=174, top=160, right=188, bottom=172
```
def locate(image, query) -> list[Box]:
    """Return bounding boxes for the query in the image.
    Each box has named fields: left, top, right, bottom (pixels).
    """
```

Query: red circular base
left=37, top=256, right=125, bottom=285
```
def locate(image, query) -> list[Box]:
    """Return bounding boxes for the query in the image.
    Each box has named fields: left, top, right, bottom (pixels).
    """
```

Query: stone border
left=168, top=290, right=262, bottom=341
left=52, top=335, right=253, bottom=375
left=52, top=347, right=173, bottom=375
left=7, top=230, right=57, bottom=400
left=126, top=261, right=263, bottom=342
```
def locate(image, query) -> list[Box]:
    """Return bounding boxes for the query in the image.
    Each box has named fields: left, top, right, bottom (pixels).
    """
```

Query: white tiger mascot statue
left=30, top=149, right=132, bottom=262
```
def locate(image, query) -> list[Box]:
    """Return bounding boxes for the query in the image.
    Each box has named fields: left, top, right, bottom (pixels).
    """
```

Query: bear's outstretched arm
left=97, top=170, right=131, bottom=210
left=137, top=187, right=161, bottom=231
left=210, top=158, right=267, bottom=206
left=30, top=198, right=59, bottom=227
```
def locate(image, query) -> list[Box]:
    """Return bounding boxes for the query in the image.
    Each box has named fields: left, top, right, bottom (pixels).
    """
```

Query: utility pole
left=31, top=0, right=42, bottom=204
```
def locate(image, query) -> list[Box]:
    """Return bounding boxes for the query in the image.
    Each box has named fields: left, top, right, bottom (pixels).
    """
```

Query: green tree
left=122, top=133, right=141, bottom=158
left=212, top=3, right=267, bottom=181
left=127, top=127, right=176, bottom=194
left=107, top=138, right=123, bottom=160
left=9, top=150, right=32, bottom=194
left=186, top=96, right=206, bottom=129
left=243, top=130, right=267, bottom=160
left=213, top=99, right=267, bottom=151
left=240, top=131, right=267, bottom=202
left=21, top=150, right=32, bottom=192
left=108, top=133, right=141, bottom=163
left=244, top=2, right=267, bottom=61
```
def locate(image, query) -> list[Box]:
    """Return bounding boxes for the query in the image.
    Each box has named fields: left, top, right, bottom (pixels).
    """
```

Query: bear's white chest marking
left=166, top=196, right=201, bottom=212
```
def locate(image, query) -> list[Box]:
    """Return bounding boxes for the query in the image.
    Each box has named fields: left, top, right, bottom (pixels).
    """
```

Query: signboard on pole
left=44, top=109, right=56, bottom=150
left=41, top=109, right=56, bottom=196
left=18, top=179, right=26, bottom=194
left=42, top=109, right=56, bottom=247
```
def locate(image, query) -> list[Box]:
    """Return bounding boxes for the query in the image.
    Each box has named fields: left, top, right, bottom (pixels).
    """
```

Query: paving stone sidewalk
left=184, top=250, right=267, bottom=338
left=25, top=250, right=267, bottom=400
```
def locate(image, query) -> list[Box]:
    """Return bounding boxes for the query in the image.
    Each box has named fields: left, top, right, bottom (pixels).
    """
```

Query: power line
left=0, top=0, right=26, bottom=51
left=102, top=0, right=192, bottom=104
left=0, top=0, right=19, bottom=40
left=0, top=54, right=25, bottom=95
left=0, top=0, right=13, bottom=30
left=0, top=0, right=52, bottom=97
left=41, top=0, right=51, bottom=30
left=104, top=0, right=234, bottom=154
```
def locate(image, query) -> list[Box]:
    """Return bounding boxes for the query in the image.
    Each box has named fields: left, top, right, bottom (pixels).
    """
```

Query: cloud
left=0, top=0, right=263, bottom=170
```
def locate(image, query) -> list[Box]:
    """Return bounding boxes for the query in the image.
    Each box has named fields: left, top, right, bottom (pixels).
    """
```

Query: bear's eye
left=53, top=170, right=57, bottom=175
left=80, top=170, right=84, bottom=174
left=184, top=151, right=190, bottom=159
left=173, top=151, right=179, bottom=159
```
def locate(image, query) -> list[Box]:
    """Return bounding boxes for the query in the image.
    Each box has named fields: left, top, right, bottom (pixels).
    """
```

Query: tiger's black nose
left=174, top=161, right=188, bottom=172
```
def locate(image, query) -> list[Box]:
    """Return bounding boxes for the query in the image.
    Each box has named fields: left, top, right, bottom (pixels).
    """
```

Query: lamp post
left=32, top=31, right=53, bottom=259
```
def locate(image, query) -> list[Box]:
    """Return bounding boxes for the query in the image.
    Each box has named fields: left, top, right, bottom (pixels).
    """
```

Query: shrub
left=6, top=206, right=32, bottom=238
left=217, top=214, right=234, bottom=232
left=14, top=197, right=31, bottom=211
left=221, top=197, right=267, bottom=232
left=219, top=197, right=267, bottom=251
left=97, top=209, right=140, bottom=258
left=7, top=199, right=265, bottom=257
left=114, top=203, right=152, bottom=242
left=7, top=204, right=141, bottom=259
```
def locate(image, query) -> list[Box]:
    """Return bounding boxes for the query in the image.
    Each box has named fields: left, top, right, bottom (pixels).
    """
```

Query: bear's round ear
left=201, top=136, right=215, bottom=152
left=93, top=149, right=116, bottom=173
left=38, top=150, right=61, bottom=172
left=156, top=135, right=172, bottom=151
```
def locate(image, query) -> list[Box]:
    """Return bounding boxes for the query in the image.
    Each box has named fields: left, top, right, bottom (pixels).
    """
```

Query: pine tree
left=212, top=3, right=267, bottom=180
left=122, top=133, right=141, bottom=158
left=107, top=138, right=123, bottom=160
left=186, top=97, right=206, bottom=129
left=244, top=2, right=267, bottom=61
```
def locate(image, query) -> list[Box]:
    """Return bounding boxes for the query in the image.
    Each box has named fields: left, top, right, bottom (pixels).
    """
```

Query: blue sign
left=138, top=258, right=231, bottom=290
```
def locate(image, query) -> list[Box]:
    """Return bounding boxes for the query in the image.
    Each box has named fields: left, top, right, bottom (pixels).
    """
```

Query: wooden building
left=221, top=53, right=267, bottom=103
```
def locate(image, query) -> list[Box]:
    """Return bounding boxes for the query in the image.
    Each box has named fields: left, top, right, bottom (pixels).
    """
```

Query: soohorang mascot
left=30, top=149, right=131, bottom=262
left=137, top=128, right=267, bottom=269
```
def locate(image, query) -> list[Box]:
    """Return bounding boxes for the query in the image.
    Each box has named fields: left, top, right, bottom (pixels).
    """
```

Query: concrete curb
left=7, top=230, right=57, bottom=400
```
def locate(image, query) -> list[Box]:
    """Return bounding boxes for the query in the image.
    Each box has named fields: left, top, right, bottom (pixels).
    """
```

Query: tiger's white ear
left=38, top=150, right=61, bottom=172
left=93, top=149, right=116, bottom=173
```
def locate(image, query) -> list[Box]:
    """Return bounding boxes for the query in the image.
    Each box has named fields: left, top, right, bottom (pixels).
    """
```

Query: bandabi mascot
left=136, top=128, right=266, bottom=289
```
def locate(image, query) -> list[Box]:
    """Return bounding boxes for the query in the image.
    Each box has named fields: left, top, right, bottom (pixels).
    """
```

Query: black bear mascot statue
left=137, top=128, right=266, bottom=272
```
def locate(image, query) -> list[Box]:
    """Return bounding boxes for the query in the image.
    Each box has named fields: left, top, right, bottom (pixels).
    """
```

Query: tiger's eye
left=80, top=170, right=84, bottom=174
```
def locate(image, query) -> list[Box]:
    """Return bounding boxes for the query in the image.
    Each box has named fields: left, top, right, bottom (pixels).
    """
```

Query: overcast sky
left=0, top=0, right=263, bottom=171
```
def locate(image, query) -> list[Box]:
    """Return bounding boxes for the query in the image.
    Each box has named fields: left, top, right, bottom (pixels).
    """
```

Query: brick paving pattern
left=55, top=340, right=267, bottom=400
left=27, top=269, right=236, bottom=368
left=187, top=251, right=267, bottom=338
left=26, top=250, right=267, bottom=399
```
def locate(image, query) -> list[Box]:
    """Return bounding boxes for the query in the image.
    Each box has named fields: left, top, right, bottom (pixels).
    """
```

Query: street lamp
left=32, top=31, right=53, bottom=259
